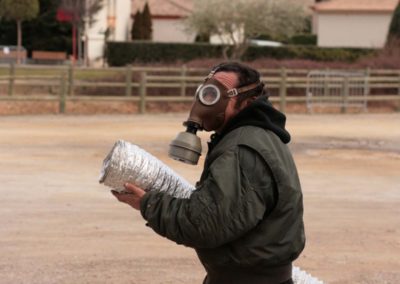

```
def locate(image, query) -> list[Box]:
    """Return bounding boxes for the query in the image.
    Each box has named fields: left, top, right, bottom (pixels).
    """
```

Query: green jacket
left=140, top=97, right=305, bottom=283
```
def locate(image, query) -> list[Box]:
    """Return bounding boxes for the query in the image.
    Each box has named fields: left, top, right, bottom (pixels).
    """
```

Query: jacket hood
left=216, top=95, right=291, bottom=144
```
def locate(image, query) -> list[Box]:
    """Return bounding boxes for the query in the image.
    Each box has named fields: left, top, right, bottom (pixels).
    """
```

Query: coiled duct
left=99, top=140, right=195, bottom=198
left=99, top=140, right=324, bottom=284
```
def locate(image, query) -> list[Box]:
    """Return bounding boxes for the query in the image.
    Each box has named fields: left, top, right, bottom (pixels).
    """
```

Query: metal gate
left=306, top=70, right=369, bottom=113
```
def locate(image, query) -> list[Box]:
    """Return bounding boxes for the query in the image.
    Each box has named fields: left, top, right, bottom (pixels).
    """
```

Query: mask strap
left=227, top=81, right=262, bottom=97
left=205, top=64, right=224, bottom=81
left=205, top=70, right=217, bottom=80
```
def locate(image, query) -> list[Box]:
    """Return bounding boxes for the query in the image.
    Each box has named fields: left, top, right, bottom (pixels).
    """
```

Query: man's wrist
left=139, top=191, right=159, bottom=220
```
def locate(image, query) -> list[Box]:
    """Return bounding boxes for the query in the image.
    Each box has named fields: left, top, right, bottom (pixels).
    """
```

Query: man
left=112, top=62, right=305, bottom=284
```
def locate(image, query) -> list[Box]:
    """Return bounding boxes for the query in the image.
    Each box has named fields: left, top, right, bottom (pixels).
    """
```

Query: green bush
left=289, top=34, right=317, bottom=45
left=106, top=41, right=375, bottom=66
left=106, top=41, right=222, bottom=66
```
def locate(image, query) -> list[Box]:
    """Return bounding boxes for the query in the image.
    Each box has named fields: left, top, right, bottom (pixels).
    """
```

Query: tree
left=0, top=0, right=39, bottom=63
left=27, top=0, right=72, bottom=53
left=388, top=3, right=400, bottom=40
left=141, top=2, right=153, bottom=40
left=0, top=0, right=72, bottom=55
left=185, top=0, right=307, bottom=60
left=131, top=2, right=152, bottom=40
left=131, top=10, right=144, bottom=40
left=194, top=33, right=210, bottom=43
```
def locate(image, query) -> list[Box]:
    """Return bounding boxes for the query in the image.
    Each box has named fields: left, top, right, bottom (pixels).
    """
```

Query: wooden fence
left=0, top=64, right=399, bottom=114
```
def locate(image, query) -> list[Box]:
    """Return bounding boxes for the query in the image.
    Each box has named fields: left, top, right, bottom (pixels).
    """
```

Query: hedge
left=289, top=34, right=317, bottom=46
left=106, top=41, right=375, bottom=66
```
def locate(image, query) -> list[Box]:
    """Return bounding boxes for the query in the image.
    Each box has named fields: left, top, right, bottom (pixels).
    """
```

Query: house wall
left=87, top=0, right=131, bottom=66
left=86, top=3, right=107, bottom=65
left=114, top=0, right=132, bottom=41
left=316, top=13, right=392, bottom=48
left=152, top=19, right=195, bottom=43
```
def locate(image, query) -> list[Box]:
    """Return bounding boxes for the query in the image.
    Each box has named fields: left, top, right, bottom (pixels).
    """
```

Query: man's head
left=185, top=62, right=265, bottom=132
left=212, top=62, right=265, bottom=109
left=169, top=63, right=265, bottom=165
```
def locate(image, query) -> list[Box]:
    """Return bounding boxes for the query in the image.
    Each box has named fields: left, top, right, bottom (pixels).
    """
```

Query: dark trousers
left=203, top=263, right=293, bottom=284
left=203, top=277, right=293, bottom=284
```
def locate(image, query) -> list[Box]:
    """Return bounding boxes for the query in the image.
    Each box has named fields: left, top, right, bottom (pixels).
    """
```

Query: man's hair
left=212, top=62, right=267, bottom=108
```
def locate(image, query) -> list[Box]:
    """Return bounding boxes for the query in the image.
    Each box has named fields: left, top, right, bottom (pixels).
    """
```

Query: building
left=87, top=0, right=132, bottom=66
left=86, top=0, right=319, bottom=64
left=312, top=0, right=399, bottom=48
left=131, top=0, right=316, bottom=44
left=131, top=0, right=195, bottom=43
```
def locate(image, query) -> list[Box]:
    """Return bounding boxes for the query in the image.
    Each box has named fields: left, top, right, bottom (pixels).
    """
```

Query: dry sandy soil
left=0, top=113, right=399, bottom=284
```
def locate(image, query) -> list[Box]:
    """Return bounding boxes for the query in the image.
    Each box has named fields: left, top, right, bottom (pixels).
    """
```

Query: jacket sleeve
left=140, top=145, right=276, bottom=248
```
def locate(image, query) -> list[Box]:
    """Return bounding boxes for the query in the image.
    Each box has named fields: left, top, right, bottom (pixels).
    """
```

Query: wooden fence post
left=279, top=68, right=287, bottom=113
left=323, top=68, right=330, bottom=97
left=397, top=70, right=400, bottom=112
left=68, top=63, right=74, bottom=96
left=8, top=63, right=15, bottom=96
left=125, top=65, right=132, bottom=97
left=59, top=73, right=67, bottom=114
left=139, top=71, right=147, bottom=114
left=180, top=65, right=187, bottom=97
left=363, top=67, right=370, bottom=112
left=341, top=76, right=349, bottom=114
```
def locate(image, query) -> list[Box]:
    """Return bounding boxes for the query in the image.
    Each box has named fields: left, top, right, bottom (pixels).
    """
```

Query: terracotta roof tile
left=313, top=0, right=399, bottom=13
left=132, top=0, right=315, bottom=18
left=132, top=0, right=193, bottom=18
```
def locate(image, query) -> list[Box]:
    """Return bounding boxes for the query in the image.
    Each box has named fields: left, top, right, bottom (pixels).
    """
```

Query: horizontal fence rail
left=0, top=64, right=399, bottom=114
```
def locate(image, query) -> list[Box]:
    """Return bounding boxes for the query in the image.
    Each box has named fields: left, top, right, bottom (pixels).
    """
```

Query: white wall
left=114, top=0, right=132, bottom=41
left=152, top=19, right=195, bottom=43
left=316, top=13, right=392, bottom=48
left=86, top=3, right=106, bottom=65
left=87, top=0, right=131, bottom=66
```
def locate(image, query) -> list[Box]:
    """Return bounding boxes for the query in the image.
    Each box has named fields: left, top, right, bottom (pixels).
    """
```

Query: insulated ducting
left=99, top=140, right=194, bottom=198
left=293, top=267, right=324, bottom=284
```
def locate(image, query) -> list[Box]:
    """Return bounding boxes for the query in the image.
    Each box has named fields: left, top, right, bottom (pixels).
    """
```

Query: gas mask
left=169, top=69, right=261, bottom=165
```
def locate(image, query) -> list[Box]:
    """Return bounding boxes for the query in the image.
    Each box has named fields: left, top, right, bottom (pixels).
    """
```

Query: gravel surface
left=0, top=113, right=399, bottom=284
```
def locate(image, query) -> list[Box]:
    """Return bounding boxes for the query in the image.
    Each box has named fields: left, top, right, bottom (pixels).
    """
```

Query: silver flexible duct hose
left=99, top=140, right=324, bottom=284
left=99, top=140, right=194, bottom=198
left=292, top=267, right=324, bottom=284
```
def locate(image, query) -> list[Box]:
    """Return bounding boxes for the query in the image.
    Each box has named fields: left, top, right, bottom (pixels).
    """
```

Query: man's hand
left=111, top=183, right=146, bottom=210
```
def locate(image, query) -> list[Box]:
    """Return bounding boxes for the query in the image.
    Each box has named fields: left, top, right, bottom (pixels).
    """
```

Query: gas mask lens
left=196, top=84, right=221, bottom=106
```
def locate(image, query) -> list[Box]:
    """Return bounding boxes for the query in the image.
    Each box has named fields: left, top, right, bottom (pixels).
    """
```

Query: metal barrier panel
left=307, top=70, right=368, bottom=113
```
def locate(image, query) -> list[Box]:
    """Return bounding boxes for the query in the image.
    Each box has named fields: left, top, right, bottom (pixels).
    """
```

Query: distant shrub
left=106, top=41, right=375, bottom=66
left=106, top=41, right=222, bottom=66
left=289, top=34, right=317, bottom=45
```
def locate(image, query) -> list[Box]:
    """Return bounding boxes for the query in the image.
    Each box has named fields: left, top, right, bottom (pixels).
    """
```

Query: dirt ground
left=0, top=113, right=399, bottom=284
